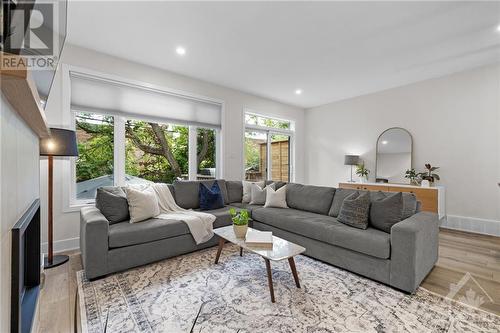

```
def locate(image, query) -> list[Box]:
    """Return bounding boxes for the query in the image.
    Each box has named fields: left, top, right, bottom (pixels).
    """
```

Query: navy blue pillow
left=199, top=181, right=224, bottom=210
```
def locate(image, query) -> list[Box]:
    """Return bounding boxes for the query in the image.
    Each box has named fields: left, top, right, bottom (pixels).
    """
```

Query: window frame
left=243, top=110, right=295, bottom=182
left=63, top=65, right=224, bottom=210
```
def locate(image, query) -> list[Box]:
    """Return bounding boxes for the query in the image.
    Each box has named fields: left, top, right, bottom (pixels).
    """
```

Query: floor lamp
left=344, top=155, right=359, bottom=183
left=40, top=128, right=79, bottom=269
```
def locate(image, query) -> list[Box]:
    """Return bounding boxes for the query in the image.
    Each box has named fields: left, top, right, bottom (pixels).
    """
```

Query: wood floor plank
left=36, top=229, right=500, bottom=333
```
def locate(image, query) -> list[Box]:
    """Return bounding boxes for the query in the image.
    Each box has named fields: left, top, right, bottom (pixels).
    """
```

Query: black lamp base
left=44, top=254, right=69, bottom=269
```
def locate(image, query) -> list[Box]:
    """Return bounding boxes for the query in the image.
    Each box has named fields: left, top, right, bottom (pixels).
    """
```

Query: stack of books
left=245, top=229, right=273, bottom=249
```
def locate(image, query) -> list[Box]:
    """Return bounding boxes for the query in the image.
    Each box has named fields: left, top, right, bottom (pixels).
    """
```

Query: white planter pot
left=233, top=224, right=248, bottom=238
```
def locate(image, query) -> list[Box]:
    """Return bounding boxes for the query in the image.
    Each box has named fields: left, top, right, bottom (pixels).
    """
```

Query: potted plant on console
left=355, top=163, right=370, bottom=183
left=230, top=208, right=250, bottom=238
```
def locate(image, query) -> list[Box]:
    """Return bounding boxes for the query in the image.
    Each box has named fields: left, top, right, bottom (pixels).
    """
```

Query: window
left=75, top=112, right=114, bottom=200
left=197, top=128, right=217, bottom=180
left=125, top=119, right=189, bottom=184
left=244, top=111, right=294, bottom=182
left=69, top=70, right=222, bottom=205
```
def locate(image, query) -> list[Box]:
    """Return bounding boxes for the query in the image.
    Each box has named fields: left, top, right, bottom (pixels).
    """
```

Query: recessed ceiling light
left=381, top=140, right=388, bottom=145
left=295, top=89, right=302, bottom=95
left=497, top=24, right=500, bottom=32
left=176, top=46, right=186, bottom=55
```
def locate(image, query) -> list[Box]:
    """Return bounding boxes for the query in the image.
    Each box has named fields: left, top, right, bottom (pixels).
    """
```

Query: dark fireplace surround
left=11, top=199, right=41, bottom=333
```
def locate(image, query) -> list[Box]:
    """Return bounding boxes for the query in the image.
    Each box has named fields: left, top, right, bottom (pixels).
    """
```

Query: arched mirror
left=375, top=128, right=412, bottom=184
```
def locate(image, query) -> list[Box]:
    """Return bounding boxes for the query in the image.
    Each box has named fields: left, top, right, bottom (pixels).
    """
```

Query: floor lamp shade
left=39, top=128, right=78, bottom=269
left=40, top=128, right=79, bottom=156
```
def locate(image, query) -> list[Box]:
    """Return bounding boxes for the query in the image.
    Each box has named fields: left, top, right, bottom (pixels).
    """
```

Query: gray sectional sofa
left=80, top=179, right=439, bottom=293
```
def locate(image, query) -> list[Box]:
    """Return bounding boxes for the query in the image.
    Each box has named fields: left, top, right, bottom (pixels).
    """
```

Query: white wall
left=305, top=64, right=500, bottom=236
left=42, top=44, right=305, bottom=252
left=0, top=97, right=40, bottom=332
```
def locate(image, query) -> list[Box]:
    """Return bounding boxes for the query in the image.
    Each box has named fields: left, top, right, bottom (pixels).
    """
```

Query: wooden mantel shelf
left=0, top=52, right=50, bottom=138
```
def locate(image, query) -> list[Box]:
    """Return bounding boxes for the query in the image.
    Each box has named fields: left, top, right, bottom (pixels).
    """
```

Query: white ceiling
left=66, top=1, right=500, bottom=108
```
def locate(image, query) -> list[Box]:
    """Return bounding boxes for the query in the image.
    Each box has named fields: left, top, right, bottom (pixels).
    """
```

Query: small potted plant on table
left=229, top=208, right=249, bottom=238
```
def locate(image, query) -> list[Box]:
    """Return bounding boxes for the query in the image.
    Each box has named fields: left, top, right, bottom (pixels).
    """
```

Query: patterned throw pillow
left=337, top=192, right=371, bottom=229
left=199, top=181, right=225, bottom=210
left=369, top=192, right=404, bottom=233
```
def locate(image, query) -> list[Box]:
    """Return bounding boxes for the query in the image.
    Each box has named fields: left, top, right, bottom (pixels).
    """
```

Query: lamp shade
left=40, top=128, right=79, bottom=157
left=344, top=155, right=359, bottom=166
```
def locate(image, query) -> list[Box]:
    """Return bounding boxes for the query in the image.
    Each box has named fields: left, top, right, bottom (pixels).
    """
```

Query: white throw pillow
left=125, top=185, right=160, bottom=223
left=264, top=185, right=288, bottom=208
left=242, top=180, right=265, bottom=203
left=249, top=183, right=275, bottom=205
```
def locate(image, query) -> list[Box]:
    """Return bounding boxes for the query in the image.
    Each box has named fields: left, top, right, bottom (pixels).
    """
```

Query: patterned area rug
left=78, top=244, right=499, bottom=333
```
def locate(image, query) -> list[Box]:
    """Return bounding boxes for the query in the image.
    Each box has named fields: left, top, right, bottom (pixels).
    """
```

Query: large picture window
left=244, top=111, right=294, bottom=182
left=69, top=70, right=222, bottom=205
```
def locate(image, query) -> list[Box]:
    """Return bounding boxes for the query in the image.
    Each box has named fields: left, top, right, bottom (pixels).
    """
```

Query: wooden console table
left=339, top=182, right=445, bottom=219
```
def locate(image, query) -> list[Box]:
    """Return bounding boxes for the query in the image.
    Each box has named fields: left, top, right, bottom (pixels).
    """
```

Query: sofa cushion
left=173, top=179, right=229, bottom=209
left=109, top=218, right=189, bottom=248
left=252, top=207, right=390, bottom=259
left=226, top=181, right=243, bottom=203
left=95, top=186, right=129, bottom=224
left=329, top=188, right=358, bottom=217
left=199, top=181, right=224, bottom=210
left=337, top=192, right=371, bottom=230
left=370, top=192, right=403, bottom=233
left=286, top=183, right=335, bottom=215
left=109, top=206, right=236, bottom=248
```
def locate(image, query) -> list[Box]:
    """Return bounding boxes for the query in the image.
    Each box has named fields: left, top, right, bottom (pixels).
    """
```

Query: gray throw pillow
left=369, top=192, right=404, bottom=233
left=249, top=183, right=275, bottom=205
left=337, top=192, right=370, bottom=229
left=95, top=186, right=130, bottom=224
left=401, top=193, right=418, bottom=219
left=329, top=188, right=358, bottom=217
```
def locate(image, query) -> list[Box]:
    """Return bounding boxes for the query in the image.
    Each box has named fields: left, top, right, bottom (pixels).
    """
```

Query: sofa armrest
left=80, top=206, right=109, bottom=279
left=390, top=211, right=439, bottom=293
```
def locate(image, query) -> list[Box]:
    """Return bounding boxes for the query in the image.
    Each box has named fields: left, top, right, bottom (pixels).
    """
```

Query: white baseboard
left=441, top=215, right=500, bottom=237
left=42, top=237, right=80, bottom=254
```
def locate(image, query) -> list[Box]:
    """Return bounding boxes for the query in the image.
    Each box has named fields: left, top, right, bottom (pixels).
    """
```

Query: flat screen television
left=1, top=0, right=67, bottom=108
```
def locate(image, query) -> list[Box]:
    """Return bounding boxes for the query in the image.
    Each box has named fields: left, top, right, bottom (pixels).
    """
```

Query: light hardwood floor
left=37, top=229, right=500, bottom=333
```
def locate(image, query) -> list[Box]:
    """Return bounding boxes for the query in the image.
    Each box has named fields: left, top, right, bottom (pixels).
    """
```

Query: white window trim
left=242, top=109, right=295, bottom=182
left=61, top=64, right=225, bottom=211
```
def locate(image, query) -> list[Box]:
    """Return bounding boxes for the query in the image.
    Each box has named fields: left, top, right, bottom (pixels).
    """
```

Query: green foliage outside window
left=75, top=112, right=216, bottom=185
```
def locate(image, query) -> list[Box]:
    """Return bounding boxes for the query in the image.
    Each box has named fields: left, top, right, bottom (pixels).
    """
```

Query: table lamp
left=344, top=155, right=359, bottom=183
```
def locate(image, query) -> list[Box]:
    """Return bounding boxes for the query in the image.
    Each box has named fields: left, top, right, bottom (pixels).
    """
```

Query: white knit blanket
left=152, top=183, right=216, bottom=244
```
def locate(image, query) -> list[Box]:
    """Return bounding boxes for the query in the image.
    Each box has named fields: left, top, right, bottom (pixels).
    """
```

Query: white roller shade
left=70, top=72, right=222, bottom=128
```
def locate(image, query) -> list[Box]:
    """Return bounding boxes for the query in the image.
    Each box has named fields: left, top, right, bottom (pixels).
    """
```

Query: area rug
left=77, top=244, right=499, bottom=333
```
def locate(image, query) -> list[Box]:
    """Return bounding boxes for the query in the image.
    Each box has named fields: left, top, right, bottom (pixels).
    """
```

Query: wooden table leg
left=288, top=257, right=301, bottom=288
left=214, top=238, right=225, bottom=264
left=240, top=247, right=243, bottom=257
left=264, top=259, right=275, bottom=303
